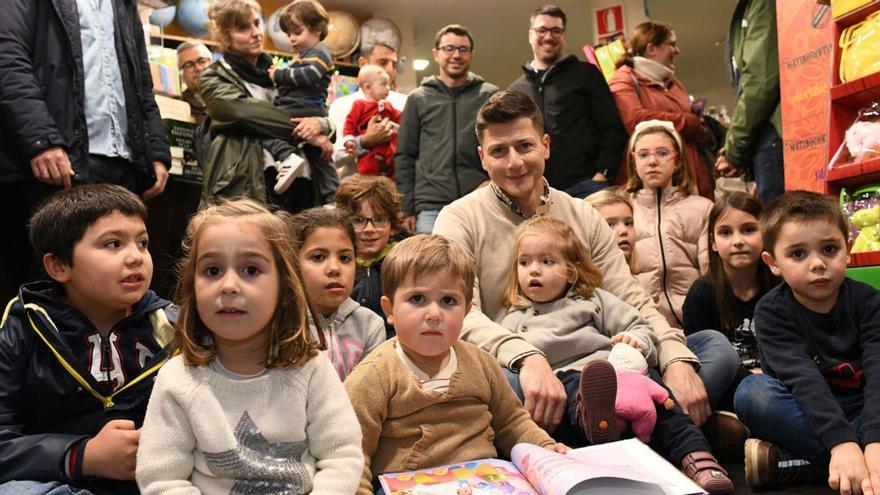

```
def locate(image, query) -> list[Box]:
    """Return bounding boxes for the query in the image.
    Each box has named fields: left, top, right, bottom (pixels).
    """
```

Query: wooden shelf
left=830, top=72, right=880, bottom=108
left=850, top=251, right=880, bottom=268
left=834, top=0, right=880, bottom=25
left=827, top=157, right=880, bottom=187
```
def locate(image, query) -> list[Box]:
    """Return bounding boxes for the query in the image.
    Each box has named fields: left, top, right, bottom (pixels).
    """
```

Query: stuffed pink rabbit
left=607, top=344, right=676, bottom=442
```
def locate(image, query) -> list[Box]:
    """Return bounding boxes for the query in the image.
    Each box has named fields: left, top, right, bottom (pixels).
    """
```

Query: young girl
left=136, top=199, right=363, bottom=494
left=291, top=207, right=385, bottom=380
left=585, top=186, right=638, bottom=273
left=626, top=119, right=712, bottom=328
left=499, top=216, right=733, bottom=494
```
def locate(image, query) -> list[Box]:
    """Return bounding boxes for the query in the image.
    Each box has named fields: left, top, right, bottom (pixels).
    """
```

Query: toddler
left=342, top=65, right=402, bottom=178
left=136, top=199, right=363, bottom=494
left=291, top=207, right=385, bottom=379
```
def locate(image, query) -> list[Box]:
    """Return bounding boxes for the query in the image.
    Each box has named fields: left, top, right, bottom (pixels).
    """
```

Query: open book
left=379, top=438, right=707, bottom=495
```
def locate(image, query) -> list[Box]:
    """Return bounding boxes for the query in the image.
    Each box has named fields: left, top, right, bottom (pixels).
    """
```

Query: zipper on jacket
left=656, top=190, right=684, bottom=327
left=451, top=88, right=462, bottom=198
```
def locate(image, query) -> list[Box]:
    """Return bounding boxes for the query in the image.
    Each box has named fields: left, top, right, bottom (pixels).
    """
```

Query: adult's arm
left=723, top=0, right=780, bottom=167
left=608, top=69, right=702, bottom=139
left=582, top=64, right=628, bottom=173
left=393, top=97, right=421, bottom=217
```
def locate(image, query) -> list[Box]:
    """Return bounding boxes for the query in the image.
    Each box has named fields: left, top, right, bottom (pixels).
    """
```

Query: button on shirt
left=76, top=0, right=131, bottom=159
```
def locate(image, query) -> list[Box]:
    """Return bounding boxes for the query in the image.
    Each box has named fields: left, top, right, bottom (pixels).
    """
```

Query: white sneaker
left=274, top=153, right=306, bottom=194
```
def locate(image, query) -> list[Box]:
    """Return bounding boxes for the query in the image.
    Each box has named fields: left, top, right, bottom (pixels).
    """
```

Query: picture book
left=378, top=438, right=707, bottom=495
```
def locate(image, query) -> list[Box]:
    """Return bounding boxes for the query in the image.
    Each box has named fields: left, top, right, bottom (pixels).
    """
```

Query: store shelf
left=827, top=157, right=880, bottom=186
left=849, top=250, right=880, bottom=268
left=830, top=72, right=880, bottom=108
left=834, top=0, right=880, bottom=25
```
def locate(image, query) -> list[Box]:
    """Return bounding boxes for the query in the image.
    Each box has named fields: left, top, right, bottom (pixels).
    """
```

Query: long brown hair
left=503, top=216, right=604, bottom=308
left=706, top=192, right=778, bottom=333
left=173, top=199, right=320, bottom=368
left=208, top=0, right=262, bottom=53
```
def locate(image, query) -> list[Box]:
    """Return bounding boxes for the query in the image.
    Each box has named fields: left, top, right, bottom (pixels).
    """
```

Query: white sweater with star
left=136, top=354, right=363, bottom=495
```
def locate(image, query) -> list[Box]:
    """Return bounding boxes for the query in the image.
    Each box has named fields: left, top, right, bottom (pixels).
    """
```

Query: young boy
left=264, top=0, right=336, bottom=199
left=344, top=235, right=566, bottom=494
left=342, top=65, right=402, bottom=179
left=0, top=185, right=174, bottom=495
left=334, top=175, right=404, bottom=338
left=734, top=190, right=880, bottom=492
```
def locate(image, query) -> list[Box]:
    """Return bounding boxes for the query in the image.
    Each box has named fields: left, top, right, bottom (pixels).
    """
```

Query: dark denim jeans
left=563, top=178, right=610, bottom=199
left=734, top=373, right=864, bottom=465
left=750, top=124, right=785, bottom=204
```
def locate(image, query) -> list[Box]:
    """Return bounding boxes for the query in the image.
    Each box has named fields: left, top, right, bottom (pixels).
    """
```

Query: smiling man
left=509, top=4, right=627, bottom=199
left=394, top=24, right=498, bottom=234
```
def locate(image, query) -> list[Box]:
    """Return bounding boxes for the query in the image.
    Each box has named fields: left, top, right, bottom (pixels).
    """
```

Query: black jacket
left=509, top=55, right=627, bottom=189
left=0, top=0, right=171, bottom=189
left=0, top=281, right=173, bottom=489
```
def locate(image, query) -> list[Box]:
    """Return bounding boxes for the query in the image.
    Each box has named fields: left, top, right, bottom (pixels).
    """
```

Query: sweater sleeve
left=362, top=311, right=387, bottom=359
left=857, top=285, right=880, bottom=445
left=394, top=95, right=421, bottom=216
left=306, top=354, right=364, bottom=495
left=344, top=358, right=391, bottom=495
left=273, top=47, right=334, bottom=90
left=135, top=361, right=200, bottom=495
left=755, top=293, right=857, bottom=450
left=343, top=100, right=366, bottom=140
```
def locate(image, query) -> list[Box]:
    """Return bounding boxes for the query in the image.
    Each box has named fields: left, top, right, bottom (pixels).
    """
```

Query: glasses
left=180, top=57, right=212, bottom=72
left=633, top=148, right=676, bottom=162
left=350, top=215, right=390, bottom=229
left=437, top=45, right=472, bottom=54
left=531, top=27, right=565, bottom=37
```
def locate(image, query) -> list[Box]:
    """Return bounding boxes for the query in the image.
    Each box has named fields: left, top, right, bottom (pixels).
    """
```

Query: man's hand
left=401, top=215, right=416, bottom=234
left=518, top=354, right=567, bottom=433
left=291, top=117, right=323, bottom=142
left=610, top=332, right=642, bottom=351
left=310, top=135, right=334, bottom=161
left=30, top=146, right=74, bottom=188
left=863, top=443, right=880, bottom=495
left=715, top=148, right=744, bottom=179
left=829, top=442, right=870, bottom=495
left=663, top=361, right=711, bottom=425
left=82, top=419, right=140, bottom=480
left=360, top=116, right=394, bottom=149
left=142, top=161, right=168, bottom=200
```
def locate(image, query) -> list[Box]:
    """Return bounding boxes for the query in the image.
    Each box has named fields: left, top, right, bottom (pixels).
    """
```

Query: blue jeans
left=751, top=124, right=784, bottom=203
left=563, top=178, right=609, bottom=199
left=416, top=209, right=441, bottom=234
left=734, top=374, right=864, bottom=465
left=687, top=330, right=742, bottom=410
left=0, top=481, right=104, bottom=495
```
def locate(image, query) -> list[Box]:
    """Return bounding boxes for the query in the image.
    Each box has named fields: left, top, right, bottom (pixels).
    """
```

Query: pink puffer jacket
left=631, top=185, right=711, bottom=327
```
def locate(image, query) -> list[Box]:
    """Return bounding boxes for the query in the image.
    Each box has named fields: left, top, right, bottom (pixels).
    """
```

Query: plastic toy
left=607, top=344, right=675, bottom=443
left=852, top=205, right=880, bottom=253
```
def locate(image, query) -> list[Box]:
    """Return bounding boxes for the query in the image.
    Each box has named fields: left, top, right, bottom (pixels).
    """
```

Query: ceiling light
left=412, top=59, right=429, bottom=71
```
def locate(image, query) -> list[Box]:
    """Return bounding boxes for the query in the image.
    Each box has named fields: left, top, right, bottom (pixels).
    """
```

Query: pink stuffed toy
left=607, top=344, right=676, bottom=442
left=845, top=121, right=880, bottom=163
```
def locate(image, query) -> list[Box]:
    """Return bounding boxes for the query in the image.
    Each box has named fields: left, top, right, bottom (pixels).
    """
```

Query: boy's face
left=49, top=212, right=152, bottom=321
left=353, top=200, right=393, bottom=259
left=762, top=219, right=849, bottom=313
left=363, top=74, right=390, bottom=101
left=286, top=19, right=321, bottom=53
left=380, top=270, right=472, bottom=372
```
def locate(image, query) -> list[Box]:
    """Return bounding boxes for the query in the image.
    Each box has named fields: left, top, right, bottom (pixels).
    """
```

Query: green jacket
left=724, top=0, right=783, bottom=167
left=198, top=58, right=295, bottom=204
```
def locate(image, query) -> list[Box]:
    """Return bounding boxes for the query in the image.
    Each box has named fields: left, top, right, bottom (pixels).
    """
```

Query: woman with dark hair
left=198, top=0, right=333, bottom=210
left=609, top=21, right=715, bottom=199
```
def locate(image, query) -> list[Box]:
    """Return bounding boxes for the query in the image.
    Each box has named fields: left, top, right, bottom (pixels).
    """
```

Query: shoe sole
left=579, top=360, right=619, bottom=444
left=744, top=438, right=764, bottom=487
left=274, top=156, right=306, bottom=194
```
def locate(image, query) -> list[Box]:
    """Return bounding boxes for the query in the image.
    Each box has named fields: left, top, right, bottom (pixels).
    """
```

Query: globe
left=360, top=18, right=401, bottom=53
left=149, top=6, right=176, bottom=29
left=267, top=9, right=293, bottom=52
left=324, top=10, right=360, bottom=58
left=177, top=0, right=213, bottom=38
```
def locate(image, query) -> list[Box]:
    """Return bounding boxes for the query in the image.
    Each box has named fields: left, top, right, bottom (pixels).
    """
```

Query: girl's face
left=227, top=10, right=264, bottom=60
left=712, top=208, right=763, bottom=272
left=516, top=233, right=571, bottom=303
left=298, top=227, right=355, bottom=317
left=352, top=200, right=393, bottom=259
left=194, top=221, right=278, bottom=358
left=595, top=203, right=636, bottom=263
left=632, top=132, right=678, bottom=190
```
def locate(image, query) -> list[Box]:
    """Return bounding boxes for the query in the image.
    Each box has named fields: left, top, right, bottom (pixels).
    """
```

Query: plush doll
left=845, top=121, right=880, bottom=163
left=607, top=344, right=676, bottom=442
left=851, top=204, right=880, bottom=253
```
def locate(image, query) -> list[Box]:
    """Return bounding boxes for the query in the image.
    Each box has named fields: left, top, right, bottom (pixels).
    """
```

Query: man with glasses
left=510, top=4, right=627, bottom=199
left=394, top=24, right=498, bottom=234
left=177, top=41, right=214, bottom=125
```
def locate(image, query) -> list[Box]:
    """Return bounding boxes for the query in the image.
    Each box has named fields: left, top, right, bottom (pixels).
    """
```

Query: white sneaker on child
left=274, top=153, right=306, bottom=194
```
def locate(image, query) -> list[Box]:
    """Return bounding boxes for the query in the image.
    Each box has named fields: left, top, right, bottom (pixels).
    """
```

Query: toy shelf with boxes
left=825, top=0, right=880, bottom=276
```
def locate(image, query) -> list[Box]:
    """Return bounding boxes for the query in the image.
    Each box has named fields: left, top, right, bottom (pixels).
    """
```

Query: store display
left=149, top=5, right=176, bottom=29
left=841, top=184, right=880, bottom=253
left=360, top=17, right=402, bottom=53
left=829, top=101, right=880, bottom=168
left=838, top=10, right=880, bottom=83
left=324, top=10, right=360, bottom=58
left=177, top=0, right=214, bottom=38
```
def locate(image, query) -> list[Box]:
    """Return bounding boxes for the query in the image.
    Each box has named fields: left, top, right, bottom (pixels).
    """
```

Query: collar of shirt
left=490, top=178, right=552, bottom=218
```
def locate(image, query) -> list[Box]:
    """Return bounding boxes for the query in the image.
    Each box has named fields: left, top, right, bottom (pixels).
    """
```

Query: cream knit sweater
left=136, top=354, right=363, bottom=495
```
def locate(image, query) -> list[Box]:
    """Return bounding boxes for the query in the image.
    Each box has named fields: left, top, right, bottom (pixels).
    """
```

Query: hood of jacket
left=520, top=54, right=578, bottom=79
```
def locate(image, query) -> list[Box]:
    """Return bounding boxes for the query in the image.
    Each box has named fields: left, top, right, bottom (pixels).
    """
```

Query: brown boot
left=576, top=360, right=618, bottom=444
left=681, top=451, right=734, bottom=494
left=701, top=411, right=749, bottom=462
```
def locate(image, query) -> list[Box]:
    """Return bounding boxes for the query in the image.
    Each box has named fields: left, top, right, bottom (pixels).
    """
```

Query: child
left=499, top=216, right=733, bottom=494
left=136, top=199, right=363, bottom=494
left=0, top=185, right=174, bottom=495
left=334, top=175, right=404, bottom=339
left=585, top=186, right=638, bottom=273
left=342, top=65, right=402, bottom=179
left=734, top=191, right=880, bottom=491
left=291, top=207, right=385, bottom=379
left=344, top=235, right=567, bottom=495
left=264, top=0, right=337, bottom=199
left=625, top=119, right=712, bottom=328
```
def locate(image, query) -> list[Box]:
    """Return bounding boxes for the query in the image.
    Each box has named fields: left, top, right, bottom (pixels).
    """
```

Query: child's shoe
left=576, top=360, right=619, bottom=444
left=680, top=451, right=734, bottom=494
left=274, top=153, right=306, bottom=194
left=701, top=411, right=749, bottom=462
left=744, top=438, right=825, bottom=488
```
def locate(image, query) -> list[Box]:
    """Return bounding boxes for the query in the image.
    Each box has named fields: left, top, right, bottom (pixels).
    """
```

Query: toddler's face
left=286, top=18, right=321, bottom=53
left=516, top=234, right=570, bottom=303
left=298, top=227, right=355, bottom=317
left=595, top=203, right=636, bottom=264
left=762, top=219, right=848, bottom=313
left=363, top=74, right=391, bottom=101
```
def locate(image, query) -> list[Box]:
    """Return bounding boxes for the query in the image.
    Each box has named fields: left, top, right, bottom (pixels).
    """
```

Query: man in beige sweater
left=433, top=90, right=711, bottom=432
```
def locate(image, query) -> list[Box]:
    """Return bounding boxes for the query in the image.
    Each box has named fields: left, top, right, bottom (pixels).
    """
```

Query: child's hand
left=864, top=443, right=880, bottom=495
left=344, top=140, right=356, bottom=156
left=829, top=442, right=870, bottom=495
left=82, top=419, right=140, bottom=480
left=545, top=442, right=570, bottom=454
left=610, top=332, right=642, bottom=351
left=663, top=398, right=676, bottom=410
left=268, top=66, right=276, bottom=83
